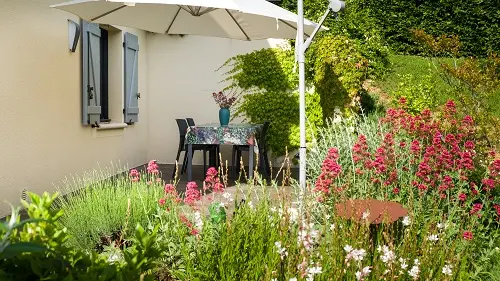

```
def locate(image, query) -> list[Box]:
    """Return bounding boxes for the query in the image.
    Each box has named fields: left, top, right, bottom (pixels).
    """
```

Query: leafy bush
left=54, top=161, right=164, bottom=251
left=225, top=35, right=370, bottom=156
left=0, top=192, right=161, bottom=281
left=238, top=90, right=323, bottom=157
left=281, top=0, right=390, bottom=78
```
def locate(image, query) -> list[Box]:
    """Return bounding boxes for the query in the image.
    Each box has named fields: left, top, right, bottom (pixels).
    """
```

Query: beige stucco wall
left=0, top=0, right=149, bottom=216
left=145, top=34, right=282, bottom=166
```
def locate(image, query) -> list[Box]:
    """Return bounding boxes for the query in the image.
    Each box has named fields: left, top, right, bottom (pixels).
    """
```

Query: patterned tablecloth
left=185, top=123, right=262, bottom=146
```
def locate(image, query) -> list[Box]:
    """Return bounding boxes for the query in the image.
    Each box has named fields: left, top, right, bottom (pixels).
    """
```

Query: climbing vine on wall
left=221, top=35, right=369, bottom=157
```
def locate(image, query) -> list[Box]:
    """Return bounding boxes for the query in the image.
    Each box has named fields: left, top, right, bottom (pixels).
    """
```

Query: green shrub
left=0, top=192, right=161, bottom=281
left=281, top=0, right=390, bottom=79
left=54, top=163, right=163, bottom=251
left=238, top=90, right=323, bottom=157
left=224, top=35, right=370, bottom=157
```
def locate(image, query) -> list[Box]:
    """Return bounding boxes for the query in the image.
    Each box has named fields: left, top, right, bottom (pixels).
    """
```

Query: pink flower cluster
left=184, top=181, right=201, bottom=206
left=380, top=100, right=483, bottom=198
left=315, top=100, right=499, bottom=221
left=129, top=169, right=140, bottom=182
left=147, top=160, right=159, bottom=174
left=204, top=167, right=225, bottom=193
left=314, top=148, right=342, bottom=199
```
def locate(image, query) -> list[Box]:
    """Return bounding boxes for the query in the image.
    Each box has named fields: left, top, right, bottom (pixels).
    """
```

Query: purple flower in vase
left=212, top=91, right=236, bottom=109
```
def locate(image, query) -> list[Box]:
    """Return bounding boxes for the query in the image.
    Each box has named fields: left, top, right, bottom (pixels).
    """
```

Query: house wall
left=0, top=0, right=150, bottom=216
left=146, top=34, right=282, bottom=166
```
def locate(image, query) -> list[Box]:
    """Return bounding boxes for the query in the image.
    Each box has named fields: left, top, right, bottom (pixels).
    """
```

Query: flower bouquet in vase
left=212, top=91, right=236, bottom=126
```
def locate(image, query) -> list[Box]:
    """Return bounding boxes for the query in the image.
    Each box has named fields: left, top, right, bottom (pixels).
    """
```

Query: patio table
left=185, top=123, right=262, bottom=181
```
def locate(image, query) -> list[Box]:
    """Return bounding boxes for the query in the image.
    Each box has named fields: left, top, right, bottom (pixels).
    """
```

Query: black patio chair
left=185, top=117, right=219, bottom=168
left=231, top=121, right=271, bottom=179
left=172, top=119, right=213, bottom=179
left=186, top=118, right=195, bottom=127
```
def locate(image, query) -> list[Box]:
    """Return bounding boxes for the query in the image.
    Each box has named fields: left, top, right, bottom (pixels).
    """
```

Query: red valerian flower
left=164, top=184, right=176, bottom=194
left=410, top=140, right=421, bottom=154
left=129, top=169, right=140, bottom=182
left=462, top=231, right=473, bottom=240
left=493, top=204, right=500, bottom=217
left=147, top=160, right=160, bottom=174
left=314, top=147, right=343, bottom=198
left=204, top=167, right=225, bottom=193
left=184, top=181, right=201, bottom=206
left=158, top=198, right=166, bottom=206
left=470, top=203, right=483, bottom=216
left=458, top=193, right=467, bottom=201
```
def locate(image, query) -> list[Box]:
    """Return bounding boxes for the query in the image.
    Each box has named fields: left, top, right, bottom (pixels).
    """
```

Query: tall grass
left=53, top=163, right=163, bottom=251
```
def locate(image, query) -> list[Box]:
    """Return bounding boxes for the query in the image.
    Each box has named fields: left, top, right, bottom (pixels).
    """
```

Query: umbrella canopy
left=51, top=0, right=323, bottom=40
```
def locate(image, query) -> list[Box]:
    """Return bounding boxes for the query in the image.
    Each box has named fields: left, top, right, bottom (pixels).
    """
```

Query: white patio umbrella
left=51, top=0, right=322, bottom=40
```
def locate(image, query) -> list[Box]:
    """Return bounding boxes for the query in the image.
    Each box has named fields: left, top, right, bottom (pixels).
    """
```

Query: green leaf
left=0, top=242, right=47, bottom=259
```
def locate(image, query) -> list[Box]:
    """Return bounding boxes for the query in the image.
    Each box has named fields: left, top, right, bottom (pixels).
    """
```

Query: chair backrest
left=259, top=121, right=271, bottom=150
left=186, top=118, right=195, bottom=127
left=175, top=119, right=188, bottom=138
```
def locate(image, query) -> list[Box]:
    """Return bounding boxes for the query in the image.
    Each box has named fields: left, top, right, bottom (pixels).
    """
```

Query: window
left=81, top=21, right=139, bottom=126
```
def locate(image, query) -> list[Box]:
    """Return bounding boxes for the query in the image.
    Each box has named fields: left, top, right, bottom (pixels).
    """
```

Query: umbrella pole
left=297, top=0, right=307, bottom=209
left=296, top=0, right=345, bottom=211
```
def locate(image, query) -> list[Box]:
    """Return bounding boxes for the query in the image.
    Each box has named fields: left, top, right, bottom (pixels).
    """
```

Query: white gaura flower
left=288, top=207, right=298, bottom=222
left=380, top=245, right=396, bottom=264
left=308, top=266, right=322, bottom=275
left=193, top=211, right=203, bottom=231
left=344, top=245, right=353, bottom=253
left=289, top=278, right=297, bottom=281
left=361, top=210, right=371, bottom=220
left=437, top=222, right=445, bottom=229
left=349, top=249, right=367, bottom=262
left=355, top=266, right=371, bottom=280
left=330, top=224, right=336, bottom=231
left=409, top=259, right=420, bottom=279
left=275, top=241, right=288, bottom=259
left=442, top=263, right=453, bottom=276
left=399, top=257, right=408, bottom=270
left=427, top=234, right=439, bottom=242
left=402, top=216, right=411, bottom=226
left=222, top=192, right=233, bottom=202
left=270, top=206, right=277, bottom=213
left=409, top=265, right=420, bottom=279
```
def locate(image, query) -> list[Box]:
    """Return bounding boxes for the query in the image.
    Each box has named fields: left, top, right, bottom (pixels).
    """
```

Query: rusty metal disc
left=335, top=199, right=408, bottom=224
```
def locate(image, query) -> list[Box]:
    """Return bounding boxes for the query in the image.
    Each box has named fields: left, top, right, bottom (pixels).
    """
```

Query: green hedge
left=282, top=0, right=499, bottom=57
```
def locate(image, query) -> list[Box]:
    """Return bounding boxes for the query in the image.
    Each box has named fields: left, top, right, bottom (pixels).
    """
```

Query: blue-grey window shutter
left=124, top=32, right=139, bottom=124
left=82, top=21, right=101, bottom=126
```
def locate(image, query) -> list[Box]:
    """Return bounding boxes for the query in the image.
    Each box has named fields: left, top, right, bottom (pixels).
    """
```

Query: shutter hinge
left=87, top=85, right=94, bottom=99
